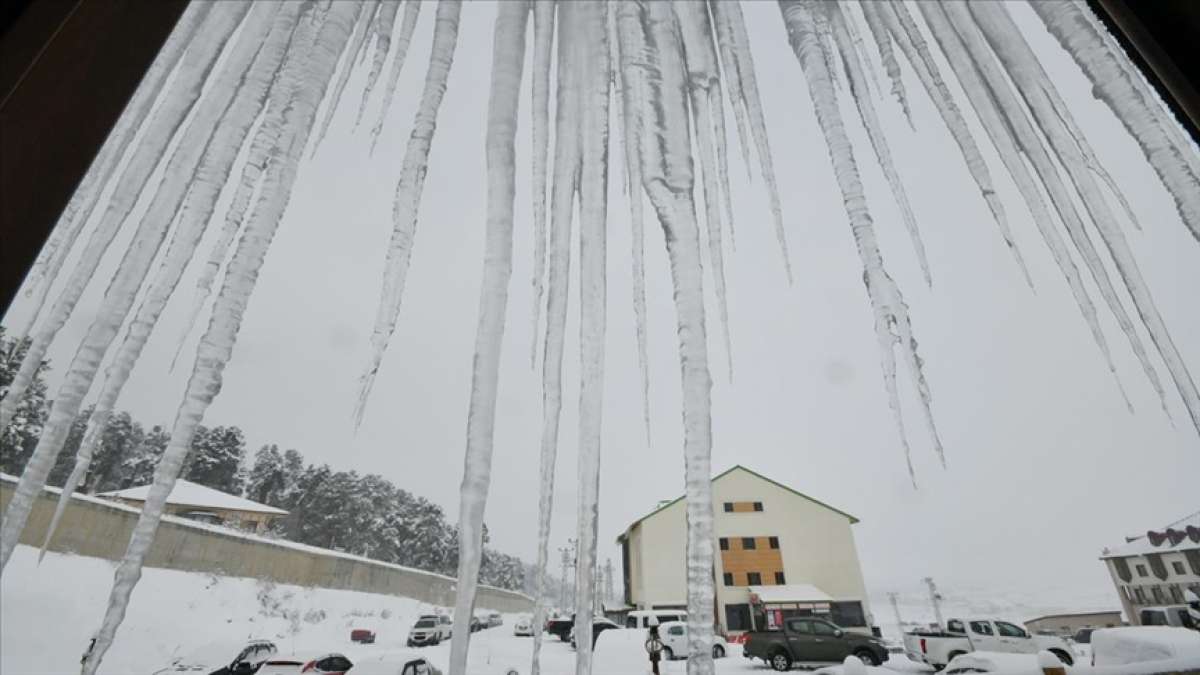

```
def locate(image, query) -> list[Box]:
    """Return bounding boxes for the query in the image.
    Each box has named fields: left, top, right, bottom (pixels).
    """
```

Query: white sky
left=4, top=1, right=1198, bottom=618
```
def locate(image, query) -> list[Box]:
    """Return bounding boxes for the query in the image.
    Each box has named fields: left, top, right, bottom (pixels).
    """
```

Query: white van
left=625, top=609, right=687, bottom=629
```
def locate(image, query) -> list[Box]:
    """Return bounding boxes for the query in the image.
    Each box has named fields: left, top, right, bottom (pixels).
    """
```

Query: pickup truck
left=902, top=618, right=1074, bottom=670
left=743, top=617, right=889, bottom=670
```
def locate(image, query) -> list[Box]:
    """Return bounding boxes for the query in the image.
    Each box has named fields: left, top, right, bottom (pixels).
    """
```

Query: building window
left=725, top=604, right=751, bottom=631
left=1151, top=586, right=1166, bottom=604
left=1170, top=585, right=1184, bottom=603
left=1173, top=561, right=1186, bottom=576
left=775, top=571, right=786, bottom=585
left=830, top=601, right=866, bottom=628
left=747, top=572, right=762, bottom=585
left=753, top=501, right=763, bottom=512
left=719, top=537, right=729, bottom=551
left=1133, top=587, right=1147, bottom=604
left=1136, top=564, right=1148, bottom=577
left=742, top=537, right=757, bottom=550
left=768, top=536, right=780, bottom=549
left=723, top=502, right=734, bottom=513
left=723, top=572, right=734, bottom=586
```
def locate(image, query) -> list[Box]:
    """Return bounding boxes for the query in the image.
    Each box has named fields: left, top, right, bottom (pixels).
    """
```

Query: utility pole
left=922, top=577, right=944, bottom=628
left=887, top=592, right=904, bottom=635
left=558, top=539, right=577, bottom=611
left=559, top=546, right=571, bottom=611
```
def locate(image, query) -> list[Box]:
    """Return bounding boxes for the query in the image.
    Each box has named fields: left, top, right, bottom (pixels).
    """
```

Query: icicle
left=939, top=0, right=1172, bottom=423
left=0, top=1, right=279, bottom=575
left=12, top=3, right=216, bottom=345
left=781, top=0, right=945, bottom=478
left=354, top=0, right=401, bottom=127
left=529, top=0, right=555, bottom=369
left=967, top=1, right=1200, bottom=435
left=841, top=2, right=881, bottom=97
left=1031, top=0, right=1199, bottom=242
left=354, top=0, right=463, bottom=428
left=36, top=4, right=300, bottom=562
left=369, top=0, right=423, bottom=151
left=0, top=3, right=254, bottom=435
left=615, top=0, right=652, bottom=446
left=858, top=2, right=912, bottom=128
left=447, top=5, right=527, bottom=675
left=917, top=2, right=1132, bottom=410
left=638, top=2, right=717, bottom=671
left=675, top=0, right=734, bottom=381
left=827, top=3, right=931, bottom=287
left=80, top=5, right=357, bottom=674
left=707, top=0, right=792, bottom=284
left=313, top=0, right=371, bottom=152
left=709, top=1, right=752, bottom=179
left=530, top=5, right=581, bottom=672
left=878, top=1, right=1034, bottom=289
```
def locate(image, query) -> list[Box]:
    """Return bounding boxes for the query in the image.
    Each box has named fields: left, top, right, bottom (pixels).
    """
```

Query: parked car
left=902, top=618, right=1073, bottom=670
left=151, top=639, right=278, bottom=675
left=570, top=617, right=621, bottom=650
left=345, top=650, right=442, bottom=675
left=486, top=611, right=503, bottom=628
left=624, top=609, right=686, bottom=629
left=258, top=652, right=353, bottom=675
left=546, top=615, right=575, bottom=642
left=513, top=615, right=534, bottom=636
left=1091, top=626, right=1200, bottom=666
left=470, top=614, right=484, bottom=633
left=1139, top=605, right=1198, bottom=629
left=351, top=628, right=376, bottom=644
left=744, top=617, right=888, bottom=670
left=407, top=615, right=450, bottom=646
left=657, top=620, right=729, bottom=660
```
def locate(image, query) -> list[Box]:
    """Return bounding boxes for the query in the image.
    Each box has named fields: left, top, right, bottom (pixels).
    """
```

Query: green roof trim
left=616, top=465, right=859, bottom=543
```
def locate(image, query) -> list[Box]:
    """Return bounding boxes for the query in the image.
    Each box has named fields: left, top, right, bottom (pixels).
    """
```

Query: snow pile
left=1091, top=626, right=1200, bottom=666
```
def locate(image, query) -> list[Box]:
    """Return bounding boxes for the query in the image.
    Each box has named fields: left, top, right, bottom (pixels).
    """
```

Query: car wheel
left=712, top=645, right=725, bottom=658
left=1049, top=649, right=1073, bottom=666
left=770, top=650, right=792, bottom=671
left=854, top=649, right=879, bottom=666
left=662, top=647, right=674, bottom=661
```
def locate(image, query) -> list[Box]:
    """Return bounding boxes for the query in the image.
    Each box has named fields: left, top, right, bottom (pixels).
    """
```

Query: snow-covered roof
left=1101, top=510, right=1200, bottom=559
left=748, top=583, right=833, bottom=604
left=99, top=479, right=288, bottom=516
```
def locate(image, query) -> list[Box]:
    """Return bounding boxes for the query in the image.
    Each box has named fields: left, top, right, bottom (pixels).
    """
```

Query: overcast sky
left=4, top=1, right=1197, bottom=620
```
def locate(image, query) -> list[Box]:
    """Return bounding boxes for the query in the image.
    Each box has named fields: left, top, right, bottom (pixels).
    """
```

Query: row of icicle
left=0, top=1, right=1198, bottom=674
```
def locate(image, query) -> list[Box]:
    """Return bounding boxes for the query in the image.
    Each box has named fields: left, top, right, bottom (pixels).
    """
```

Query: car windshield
left=415, top=619, right=436, bottom=628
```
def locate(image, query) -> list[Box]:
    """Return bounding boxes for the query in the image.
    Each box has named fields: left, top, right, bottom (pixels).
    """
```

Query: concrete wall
left=0, top=478, right=532, bottom=613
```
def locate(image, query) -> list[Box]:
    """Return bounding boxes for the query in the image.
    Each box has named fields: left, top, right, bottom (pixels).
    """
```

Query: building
left=1100, top=510, right=1200, bottom=625
left=100, top=480, right=288, bottom=533
left=1024, top=611, right=1123, bottom=636
left=617, top=465, right=872, bottom=635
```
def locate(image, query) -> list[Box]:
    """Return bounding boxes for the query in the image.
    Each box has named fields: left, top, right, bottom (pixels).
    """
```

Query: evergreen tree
left=120, top=424, right=169, bottom=488
left=183, top=425, right=246, bottom=494
left=87, top=411, right=145, bottom=493
left=0, top=328, right=49, bottom=476
left=45, top=406, right=90, bottom=487
left=246, top=444, right=286, bottom=505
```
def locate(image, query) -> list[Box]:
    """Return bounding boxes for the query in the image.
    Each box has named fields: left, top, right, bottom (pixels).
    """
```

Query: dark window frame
left=723, top=572, right=734, bottom=586
left=747, top=572, right=762, bottom=585
left=742, top=537, right=757, bottom=550
left=719, top=537, right=729, bottom=551
left=1136, top=564, right=1148, bottom=577
left=753, top=501, right=763, bottom=512
left=774, top=571, right=786, bottom=585
left=723, top=502, right=734, bottom=512
left=768, top=536, right=779, bottom=549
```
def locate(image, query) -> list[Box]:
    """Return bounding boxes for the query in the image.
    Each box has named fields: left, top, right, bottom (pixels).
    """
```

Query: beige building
left=1100, top=510, right=1200, bottom=626
left=1024, top=611, right=1122, bottom=636
left=617, top=465, right=872, bottom=635
left=100, top=479, right=288, bottom=533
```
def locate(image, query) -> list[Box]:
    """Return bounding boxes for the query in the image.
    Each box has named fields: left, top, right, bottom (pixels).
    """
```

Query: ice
left=369, top=0, right=422, bottom=152
left=528, top=1, right=554, bottom=370
left=859, top=2, right=912, bottom=126
left=448, top=3, right=526, bottom=675
left=355, top=0, right=401, bottom=128
left=313, top=0, right=374, bottom=152
left=354, top=0, right=462, bottom=428
left=80, top=4, right=359, bottom=673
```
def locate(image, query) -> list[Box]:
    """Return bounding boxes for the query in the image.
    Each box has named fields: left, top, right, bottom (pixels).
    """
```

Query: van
left=625, top=609, right=687, bottom=629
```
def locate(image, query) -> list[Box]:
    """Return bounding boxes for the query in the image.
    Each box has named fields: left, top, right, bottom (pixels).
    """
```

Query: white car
left=258, top=651, right=353, bottom=674
left=657, top=621, right=729, bottom=660
left=903, top=618, right=1074, bottom=669
left=408, top=614, right=452, bottom=646
left=513, top=614, right=534, bottom=636
left=346, top=650, right=442, bottom=675
left=151, top=639, right=278, bottom=674
left=1091, top=626, right=1200, bottom=666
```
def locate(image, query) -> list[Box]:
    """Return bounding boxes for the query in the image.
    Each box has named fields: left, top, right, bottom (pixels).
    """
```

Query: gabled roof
left=617, top=465, right=858, bottom=543
left=1100, top=509, right=1200, bottom=559
left=100, top=479, right=288, bottom=516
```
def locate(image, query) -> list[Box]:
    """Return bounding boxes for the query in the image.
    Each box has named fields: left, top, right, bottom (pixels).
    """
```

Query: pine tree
left=0, top=328, right=49, bottom=476
left=246, top=444, right=286, bottom=505
left=183, top=425, right=246, bottom=494
left=120, top=424, right=169, bottom=488
left=87, top=411, right=145, bottom=493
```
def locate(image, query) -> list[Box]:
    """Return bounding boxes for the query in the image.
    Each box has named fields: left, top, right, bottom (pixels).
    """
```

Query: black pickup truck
left=743, top=617, right=888, bottom=670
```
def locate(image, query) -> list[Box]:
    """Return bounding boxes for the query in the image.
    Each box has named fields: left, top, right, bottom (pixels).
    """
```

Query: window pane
left=810, top=621, right=837, bottom=636
left=742, top=537, right=756, bottom=550
left=747, top=572, right=762, bottom=585
left=723, top=502, right=733, bottom=512
left=768, top=536, right=779, bottom=549
left=787, top=619, right=811, bottom=634
left=831, top=602, right=865, bottom=627
left=725, top=604, right=750, bottom=631
left=1137, top=565, right=1148, bottom=577
left=1174, top=561, right=1186, bottom=575
left=969, top=621, right=994, bottom=635
left=719, top=537, right=729, bottom=551
left=753, top=501, right=763, bottom=511
left=723, top=573, right=734, bottom=586
left=995, top=621, right=1025, bottom=637
left=774, top=571, right=786, bottom=585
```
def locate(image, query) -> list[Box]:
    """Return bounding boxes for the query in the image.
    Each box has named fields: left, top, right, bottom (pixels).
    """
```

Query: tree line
left=0, top=329, right=526, bottom=591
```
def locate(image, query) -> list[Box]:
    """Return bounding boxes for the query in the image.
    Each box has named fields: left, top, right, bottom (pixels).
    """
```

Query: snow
left=1101, top=510, right=1200, bottom=558
left=747, top=583, right=833, bottom=604
left=1091, top=626, right=1200, bottom=666
left=100, top=479, right=289, bottom=515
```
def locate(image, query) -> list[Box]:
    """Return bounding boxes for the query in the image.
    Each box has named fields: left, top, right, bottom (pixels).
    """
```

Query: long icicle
left=879, top=1, right=1033, bottom=289
left=640, top=2, right=716, bottom=671
left=36, top=3, right=302, bottom=562
left=781, top=0, right=944, bottom=479
left=354, top=0, right=463, bottom=428
left=79, top=5, right=357, bottom=674
left=0, top=3, right=253, bottom=434
left=939, top=1, right=1174, bottom=422
left=859, top=2, right=912, bottom=127
left=528, top=0, right=555, bottom=368
left=570, top=3, right=608, bottom=674
left=707, top=0, right=792, bottom=284
left=354, top=0, right=402, bottom=127
left=828, top=3, right=931, bottom=287
left=312, top=0, right=371, bottom=152
left=528, top=3, right=569, bottom=674
left=0, top=1, right=266, bottom=572
left=615, top=0, right=652, bottom=445
left=968, top=1, right=1200, bottom=435
left=448, top=5, right=527, bottom=675
left=917, top=1, right=1132, bottom=410
left=1031, top=0, right=1199, bottom=242
left=369, top=0, right=423, bottom=152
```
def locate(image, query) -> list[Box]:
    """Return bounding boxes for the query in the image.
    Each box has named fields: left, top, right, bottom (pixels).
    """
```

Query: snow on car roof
left=99, top=479, right=289, bottom=515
